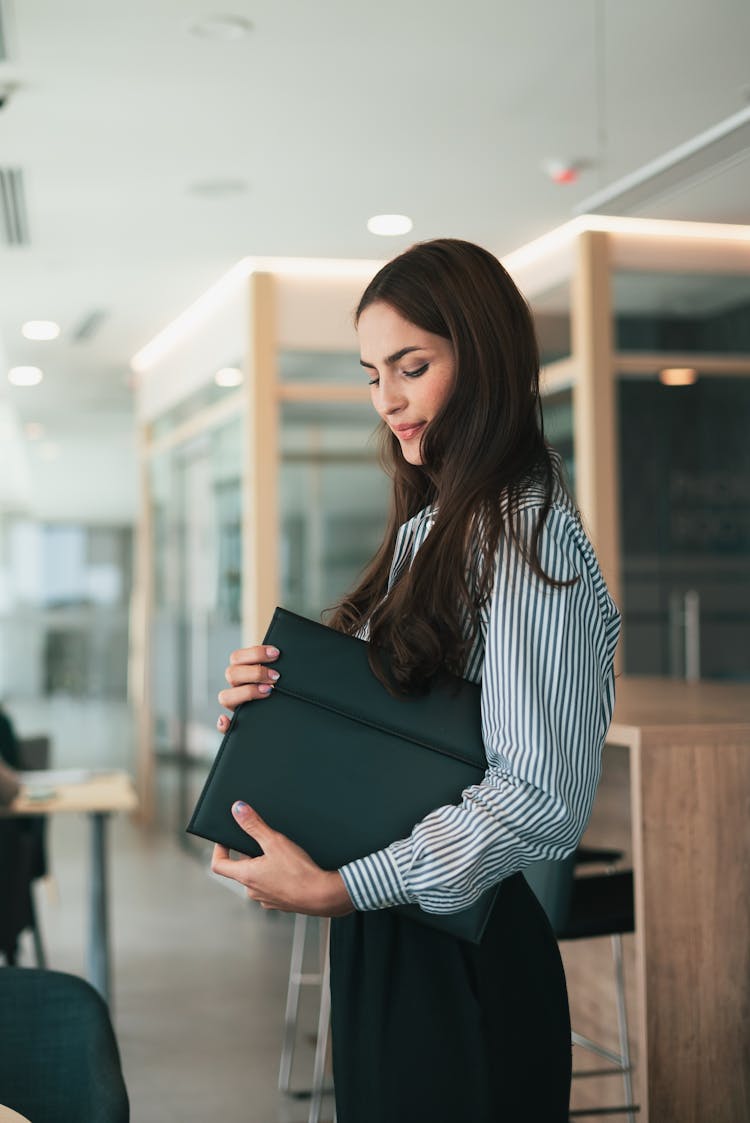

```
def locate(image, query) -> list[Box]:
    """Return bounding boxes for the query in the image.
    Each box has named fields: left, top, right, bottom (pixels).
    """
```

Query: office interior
left=0, top=3, right=749, bottom=1121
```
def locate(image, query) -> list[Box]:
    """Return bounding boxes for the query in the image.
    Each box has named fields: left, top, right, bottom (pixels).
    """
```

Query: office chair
left=0, top=967, right=129, bottom=1123
left=0, top=820, right=38, bottom=966
left=524, top=852, right=637, bottom=1122
left=0, top=737, right=52, bottom=968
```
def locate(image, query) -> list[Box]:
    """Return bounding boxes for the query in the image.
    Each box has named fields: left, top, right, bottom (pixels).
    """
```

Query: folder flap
left=264, top=607, right=486, bottom=774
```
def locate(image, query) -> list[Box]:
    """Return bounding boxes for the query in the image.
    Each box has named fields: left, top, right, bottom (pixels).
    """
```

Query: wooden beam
left=615, top=353, right=750, bottom=377
left=540, top=356, right=577, bottom=395
left=277, top=382, right=370, bottom=402
left=242, top=272, right=279, bottom=644
left=572, top=230, right=621, bottom=615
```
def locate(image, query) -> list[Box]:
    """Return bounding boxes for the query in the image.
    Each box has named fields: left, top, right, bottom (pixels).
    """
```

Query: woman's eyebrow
left=359, top=346, right=424, bottom=369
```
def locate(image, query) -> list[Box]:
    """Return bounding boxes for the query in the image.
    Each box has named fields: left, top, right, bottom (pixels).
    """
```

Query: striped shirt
left=338, top=479, right=621, bottom=915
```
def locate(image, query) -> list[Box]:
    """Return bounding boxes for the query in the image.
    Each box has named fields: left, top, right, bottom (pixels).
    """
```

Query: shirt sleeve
left=338, top=505, right=621, bottom=914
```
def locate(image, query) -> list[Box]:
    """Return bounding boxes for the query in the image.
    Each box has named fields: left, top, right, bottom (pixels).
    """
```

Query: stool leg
left=279, top=913, right=308, bottom=1092
left=29, top=893, right=47, bottom=968
left=611, top=933, right=635, bottom=1123
left=308, top=918, right=331, bottom=1123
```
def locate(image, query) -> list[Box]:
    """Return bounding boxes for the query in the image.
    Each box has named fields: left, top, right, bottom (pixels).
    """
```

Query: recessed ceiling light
left=659, top=367, right=698, bottom=386
left=188, top=15, right=254, bottom=40
left=22, top=320, right=60, bottom=341
left=24, top=421, right=45, bottom=440
left=367, top=214, right=413, bottom=237
left=8, top=366, right=43, bottom=386
left=215, top=366, right=243, bottom=387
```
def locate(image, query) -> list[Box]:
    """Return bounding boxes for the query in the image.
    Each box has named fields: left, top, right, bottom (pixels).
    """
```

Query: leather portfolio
left=187, top=607, right=500, bottom=943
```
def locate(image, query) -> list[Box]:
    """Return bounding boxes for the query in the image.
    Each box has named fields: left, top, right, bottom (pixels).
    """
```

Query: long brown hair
left=328, top=238, right=574, bottom=694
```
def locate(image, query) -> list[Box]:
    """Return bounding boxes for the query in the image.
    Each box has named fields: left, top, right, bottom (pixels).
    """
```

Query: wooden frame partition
left=132, top=263, right=379, bottom=824
left=571, top=230, right=621, bottom=613
left=510, top=216, right=750, bottom=1121
left=242, top=272, right=279, bottom=644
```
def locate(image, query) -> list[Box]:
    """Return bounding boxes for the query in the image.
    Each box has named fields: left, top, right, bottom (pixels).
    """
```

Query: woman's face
left=358, top=301, right=455, bottom=466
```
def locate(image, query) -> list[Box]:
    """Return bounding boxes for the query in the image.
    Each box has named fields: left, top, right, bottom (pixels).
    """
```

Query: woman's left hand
left=211, top=802, right=355, bottom=918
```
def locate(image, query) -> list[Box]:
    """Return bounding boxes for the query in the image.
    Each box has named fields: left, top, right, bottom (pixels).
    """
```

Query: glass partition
left=280, top=399, right=390, bottom=621
left=531, top=280, right=572, bottom=366
left=618, top=374, right=750, bottom=679
left=614, top=272, right=750, bottom=353
left=149, top=415, right=243, bottom=830
left=542, top=388, right=575, bottom=496
left=279, top=349, right=362, bottom=384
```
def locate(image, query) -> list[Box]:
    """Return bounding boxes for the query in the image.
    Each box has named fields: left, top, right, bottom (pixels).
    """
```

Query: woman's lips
left=392, top=422, right=425, bottom=441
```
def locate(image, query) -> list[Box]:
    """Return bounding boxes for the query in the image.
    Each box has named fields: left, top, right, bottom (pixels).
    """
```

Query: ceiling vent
left=575, top=104, right=750, bottom=216
left=0, top=1, right=17, bottom=63
left=0, top=3, right=8, bottom=62
left=71, top=308, right=109, bottom=343
left=0, top=167, right=30, bottom=245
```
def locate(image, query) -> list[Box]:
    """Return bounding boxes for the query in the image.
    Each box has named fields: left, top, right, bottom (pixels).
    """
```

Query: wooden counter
left=608, top=677, right=750, bottom=1123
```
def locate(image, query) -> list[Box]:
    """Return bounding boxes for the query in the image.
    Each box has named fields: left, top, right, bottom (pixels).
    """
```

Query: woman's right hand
left=216, top=644, right=280, bottom=732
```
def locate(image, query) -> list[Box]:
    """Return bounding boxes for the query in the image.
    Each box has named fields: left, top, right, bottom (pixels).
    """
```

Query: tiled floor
left=9, top=696, right=637, bottom=1121
left=10, top=697, right=333, bottom=1123
left=21, top=815, right=332, bottom=1123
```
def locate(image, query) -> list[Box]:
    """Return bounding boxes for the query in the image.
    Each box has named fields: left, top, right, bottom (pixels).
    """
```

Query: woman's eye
left=367, top=376, right=379, bottom=386
left=403, top=363, right=428, bottom=378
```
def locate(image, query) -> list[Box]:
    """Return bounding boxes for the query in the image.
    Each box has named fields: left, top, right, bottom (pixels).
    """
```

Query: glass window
left=617, top=375, right=750, bottom=680
left=0, top=518, right=132, bottom=702
left=542, top=388, right=575, bottom=497
left=150, top=416, right=244, bottom=766
left=614, top=272, right=750, bottom=354
left=531, top=281, right=572, bottom=366
left=280, top=400, right=390, bottom=621
left=279, top=349, right=365, bottom=385
left=149, top=374, right=243, bottom=442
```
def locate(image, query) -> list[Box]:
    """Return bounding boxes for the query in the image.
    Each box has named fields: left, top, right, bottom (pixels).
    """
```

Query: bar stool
left=524, top=852, right=638, bottom=1122
left=279, top=914, right=336, bottom=1123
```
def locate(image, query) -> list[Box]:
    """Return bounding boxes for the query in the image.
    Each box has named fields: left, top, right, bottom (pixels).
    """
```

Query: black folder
left=187, top=607, right=500, bottom=943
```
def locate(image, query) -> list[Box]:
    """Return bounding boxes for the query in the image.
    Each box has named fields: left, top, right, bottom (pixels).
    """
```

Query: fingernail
left=233, top=801, right=248, bottom=815
left=266, top=646, right=280, bottom=658
left=258, top=684, right=273, bottom=695
left=268, top=669, right=280, bottom=681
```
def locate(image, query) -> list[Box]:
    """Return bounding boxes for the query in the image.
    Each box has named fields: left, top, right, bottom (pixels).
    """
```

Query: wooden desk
left=609, top=678, right=750, bottom=1123
left=2, top=772, right=138, bottom=1006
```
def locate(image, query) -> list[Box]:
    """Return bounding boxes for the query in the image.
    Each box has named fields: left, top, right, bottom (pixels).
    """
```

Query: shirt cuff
left=338, top=845, right=413, bottom=911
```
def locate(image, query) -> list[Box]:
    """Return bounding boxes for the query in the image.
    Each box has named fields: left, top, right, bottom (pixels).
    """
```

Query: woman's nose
left=378, top=376, right=406, bottom=415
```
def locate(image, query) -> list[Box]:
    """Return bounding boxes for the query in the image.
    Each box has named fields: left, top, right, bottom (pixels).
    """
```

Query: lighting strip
left=501, top=213, right=750, bottom=278
left=133, top=217, right=750, bottom=375
left=131, top=256, right=384, bottom=374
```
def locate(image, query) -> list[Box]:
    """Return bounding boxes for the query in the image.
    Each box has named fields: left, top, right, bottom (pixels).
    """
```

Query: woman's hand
left=216, top=644, right=281, bottom=734
left=211, top=802, right=355, bottom=918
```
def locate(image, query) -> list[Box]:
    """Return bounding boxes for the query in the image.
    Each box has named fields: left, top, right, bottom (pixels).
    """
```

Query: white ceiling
left=0, top=0, right=749, bottom=514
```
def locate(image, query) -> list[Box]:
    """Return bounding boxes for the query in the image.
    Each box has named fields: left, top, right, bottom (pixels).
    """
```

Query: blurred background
left=0, top=2, right=748, bottom=1120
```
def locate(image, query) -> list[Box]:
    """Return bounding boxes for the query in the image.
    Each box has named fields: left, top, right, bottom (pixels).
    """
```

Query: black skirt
left=330, top=872, right=571, bottom=1123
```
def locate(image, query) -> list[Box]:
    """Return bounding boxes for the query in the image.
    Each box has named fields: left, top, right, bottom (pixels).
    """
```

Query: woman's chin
left=400, top=448, right=424, bottom=466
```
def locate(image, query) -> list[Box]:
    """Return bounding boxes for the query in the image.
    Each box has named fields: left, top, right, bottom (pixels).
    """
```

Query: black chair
left=0, top=819, right=37, bottom=965
left=0, top=736, right=51, bottom=967
left=0, top=967, right=129, bottom=1122
left=17, top=735, right=51, bottom=963
left=524, top=852, right=637, bottom=1121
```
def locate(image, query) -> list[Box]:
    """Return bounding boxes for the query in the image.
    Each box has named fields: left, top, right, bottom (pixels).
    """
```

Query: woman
left=212, top=238, right=621, bottom=1121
